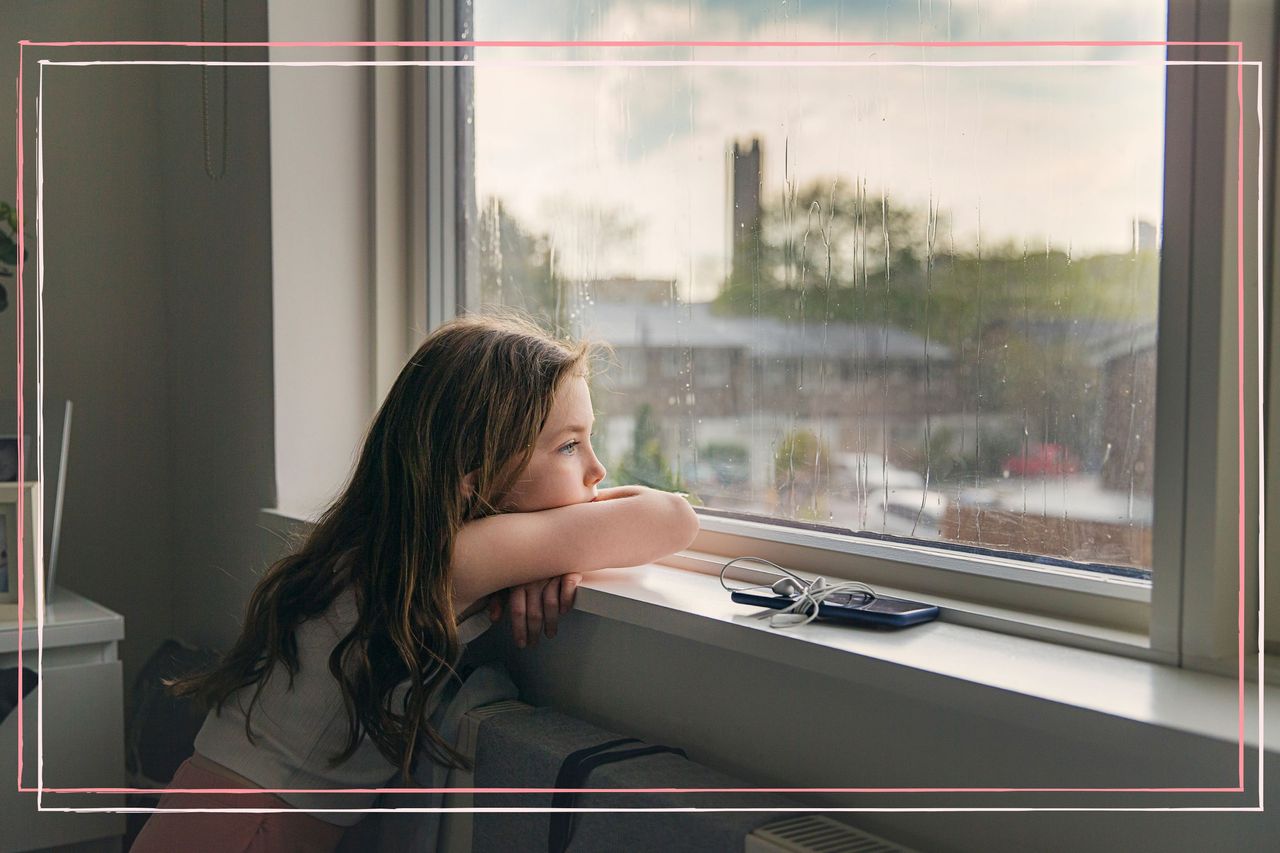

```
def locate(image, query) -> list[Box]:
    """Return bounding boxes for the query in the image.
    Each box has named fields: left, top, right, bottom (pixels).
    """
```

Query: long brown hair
left=169, top=312, right=593, bottom=781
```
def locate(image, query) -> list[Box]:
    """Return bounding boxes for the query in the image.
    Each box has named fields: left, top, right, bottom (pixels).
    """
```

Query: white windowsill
left=664, top=548, right=1153, bottom=656
left=576, top=560, right=1278, bottom=754
left=257, top=507, right=1276, bottom=753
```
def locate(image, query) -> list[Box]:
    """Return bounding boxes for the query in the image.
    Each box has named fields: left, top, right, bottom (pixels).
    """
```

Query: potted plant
left=0, top=201, right=24, bottom=313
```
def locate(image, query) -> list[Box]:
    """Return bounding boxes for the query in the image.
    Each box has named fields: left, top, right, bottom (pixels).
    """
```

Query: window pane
left=462, top=2, right=1166, bottom=575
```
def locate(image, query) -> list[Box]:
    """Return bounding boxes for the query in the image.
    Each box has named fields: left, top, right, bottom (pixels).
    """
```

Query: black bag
left=124, top=638, right=221, bottom=786
left=0, top=667, right=37, bottom=725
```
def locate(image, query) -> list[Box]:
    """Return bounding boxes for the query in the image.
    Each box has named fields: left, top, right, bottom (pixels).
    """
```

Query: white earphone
left=720, top=557, right=874, bottom=629
left=770, top=575, right=827, bottom=598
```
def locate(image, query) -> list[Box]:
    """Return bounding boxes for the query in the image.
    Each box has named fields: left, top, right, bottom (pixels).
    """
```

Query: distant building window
left=607, top=347, right=646, bottom=389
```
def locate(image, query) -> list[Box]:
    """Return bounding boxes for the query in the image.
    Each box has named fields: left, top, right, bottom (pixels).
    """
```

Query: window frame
left=414, top=0, right=1267, bottom=675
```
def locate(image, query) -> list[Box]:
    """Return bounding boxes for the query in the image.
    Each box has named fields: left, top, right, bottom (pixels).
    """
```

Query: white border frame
left=22, top=44, right=1269, bottom=819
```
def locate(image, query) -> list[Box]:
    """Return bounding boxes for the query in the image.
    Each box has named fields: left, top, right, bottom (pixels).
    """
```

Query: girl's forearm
left=591, top=484, right=647, bottom=501
left=451, top=486, right=699, bottom=607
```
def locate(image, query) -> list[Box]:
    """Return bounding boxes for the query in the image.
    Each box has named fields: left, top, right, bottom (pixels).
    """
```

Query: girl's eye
left=560, top=435, right=593, bottom=455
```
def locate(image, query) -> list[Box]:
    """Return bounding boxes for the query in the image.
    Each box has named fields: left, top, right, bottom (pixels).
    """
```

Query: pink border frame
left=11, top=38, right=1253, bottom=802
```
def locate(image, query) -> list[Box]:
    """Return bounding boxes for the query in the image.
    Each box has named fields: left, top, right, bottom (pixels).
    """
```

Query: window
left=421, top=1, right=1265, bottom=667
left=605, top=347, right=647, bottom=389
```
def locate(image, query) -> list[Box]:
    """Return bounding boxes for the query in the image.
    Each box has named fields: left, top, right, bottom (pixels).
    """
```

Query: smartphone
left=729, top=589, right=939, bottom=629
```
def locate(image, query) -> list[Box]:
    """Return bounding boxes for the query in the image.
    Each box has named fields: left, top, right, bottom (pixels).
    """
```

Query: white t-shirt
left=193, top=585, right=492, bottom=826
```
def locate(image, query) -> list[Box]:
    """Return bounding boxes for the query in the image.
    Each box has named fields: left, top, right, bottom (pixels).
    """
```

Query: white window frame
left=411, top=0, right=1270, bottom=677
left=369, top=0, right=416, bottom=402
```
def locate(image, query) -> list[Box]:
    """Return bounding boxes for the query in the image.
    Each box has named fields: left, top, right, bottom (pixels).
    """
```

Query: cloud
left=471, top=0, right=1169, bottom=298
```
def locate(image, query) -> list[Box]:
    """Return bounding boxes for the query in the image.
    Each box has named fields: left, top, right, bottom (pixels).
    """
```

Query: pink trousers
left=129, top=758, right=347, bottom=853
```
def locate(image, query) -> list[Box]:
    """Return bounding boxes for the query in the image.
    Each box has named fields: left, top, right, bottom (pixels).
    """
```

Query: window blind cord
left=718, top=556, right=877, bottom=629
left=200, top=0, right=229, bottom=181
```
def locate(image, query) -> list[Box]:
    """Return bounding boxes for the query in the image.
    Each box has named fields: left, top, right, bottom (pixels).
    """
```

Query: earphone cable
left=720, top=556, right=877, bottom=629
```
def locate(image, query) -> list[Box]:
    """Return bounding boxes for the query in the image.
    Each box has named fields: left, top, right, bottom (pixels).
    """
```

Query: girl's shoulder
left=294, top=553, right=360, bottom=643
left=316, top=581, right=359, bottom=637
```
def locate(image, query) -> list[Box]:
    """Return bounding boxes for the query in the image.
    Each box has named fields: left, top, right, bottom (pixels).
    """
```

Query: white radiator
left=747, top=815, right=920, bottom=853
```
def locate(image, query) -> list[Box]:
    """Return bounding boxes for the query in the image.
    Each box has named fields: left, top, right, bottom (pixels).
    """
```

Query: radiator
left=443, top=701, right=920, bottom=853
left=438, top=699, right=534, bottom=853
left=746, top=815, right=919, bottom=853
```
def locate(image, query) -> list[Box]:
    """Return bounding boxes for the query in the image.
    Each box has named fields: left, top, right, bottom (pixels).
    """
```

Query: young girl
left=131, top=313, right=700, bottom=853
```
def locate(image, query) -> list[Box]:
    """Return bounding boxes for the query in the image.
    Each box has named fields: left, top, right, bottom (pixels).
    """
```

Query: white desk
left=1, top=590, right=125, bottom=853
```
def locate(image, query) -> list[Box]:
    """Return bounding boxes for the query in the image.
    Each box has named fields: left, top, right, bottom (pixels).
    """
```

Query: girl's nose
left=586, top=449, right=606, bottom=487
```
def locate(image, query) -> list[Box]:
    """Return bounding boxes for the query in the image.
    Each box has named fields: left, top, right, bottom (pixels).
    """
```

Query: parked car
left=1001, top=443, right=1081, bottom=477
left=833, top=452, right=924, bottom=496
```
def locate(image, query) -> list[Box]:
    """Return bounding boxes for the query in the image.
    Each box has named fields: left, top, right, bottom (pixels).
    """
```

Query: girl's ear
left=461, top=470, right=478, bottom=500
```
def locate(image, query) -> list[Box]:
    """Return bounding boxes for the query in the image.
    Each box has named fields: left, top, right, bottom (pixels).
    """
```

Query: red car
left=1002, top=443, right=1081, bottom=477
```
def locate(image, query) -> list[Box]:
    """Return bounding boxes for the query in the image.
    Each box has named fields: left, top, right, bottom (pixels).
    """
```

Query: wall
left=1, top=0, right=279, bottom=700
left=156, top=0, right=377, bottom=656
left=1, top=0, right=374, bottom=696
left=504, top=611, right=1278, bottom=853
left=153, top=0, right=278, bottom=651
left=1, top=2, right=175, bottom=709
left=266, top=0, right=374, bottom=522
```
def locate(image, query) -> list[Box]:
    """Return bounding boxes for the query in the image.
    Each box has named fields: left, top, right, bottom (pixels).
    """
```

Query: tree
left=773, top=428, right=831, bottom=520
left=611, top=404, right=683, bottom=493
left=715, top=177, right=1159, bottom=344
left=0, top=201, right=23, bottom=314
left=713, top=176, right=1160, bottom=463
left=716, top=178, right=927, bottom=330
left=475, top=197, right=568, bottom=334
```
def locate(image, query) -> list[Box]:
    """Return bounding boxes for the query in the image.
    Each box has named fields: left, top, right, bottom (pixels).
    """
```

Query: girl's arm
left=450, top=485, right=699, bottom=611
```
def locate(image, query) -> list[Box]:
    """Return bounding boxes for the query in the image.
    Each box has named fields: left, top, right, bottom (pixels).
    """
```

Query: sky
left=468, top=0, right=1168, bottom=301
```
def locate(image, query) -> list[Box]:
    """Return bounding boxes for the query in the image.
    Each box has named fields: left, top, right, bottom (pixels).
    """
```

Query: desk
left=1, top=590, right=125, bottom=852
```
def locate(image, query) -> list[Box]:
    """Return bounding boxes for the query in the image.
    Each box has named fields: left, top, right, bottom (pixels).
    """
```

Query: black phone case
left=730, top=589, right=939, bottom=629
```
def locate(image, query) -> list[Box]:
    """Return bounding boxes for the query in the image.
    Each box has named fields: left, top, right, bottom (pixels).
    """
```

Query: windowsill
left=577, top=560, right=1279, bottom=754
left=664, top=548, right=1153, bottom=657
left=257, top=507, right=1276, bottom=753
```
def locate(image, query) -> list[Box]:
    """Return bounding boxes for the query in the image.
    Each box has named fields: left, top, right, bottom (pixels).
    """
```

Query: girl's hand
left=486, top=573, right=583, bottom=648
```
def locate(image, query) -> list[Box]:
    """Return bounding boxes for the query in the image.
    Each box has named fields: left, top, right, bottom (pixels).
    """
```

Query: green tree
left=716, top=178, right=926, bottom=329
left=773, top=428, right=831, bottom=520
left=714, top=176, right=1160, bottom=463
left=611, top=404, right=683, bottom=492
left=475, top=197, right=569, bottom=334
left=0, top=201, right=23, bottom=313
left=715, top=178, right=1159, bottom=343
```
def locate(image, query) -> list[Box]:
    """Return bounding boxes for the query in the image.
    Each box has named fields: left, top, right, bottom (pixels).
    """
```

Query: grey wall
left=0, top=0, right=276, bottom=704
left=169, top=0, right=376, bottom=652
left=502, top=611, right=1278, bottom=853
left=0, top=0, right=369, bottom=696
left=2, top=3, right=174, bottom=709
left=153, top=0, right=277, bottom=651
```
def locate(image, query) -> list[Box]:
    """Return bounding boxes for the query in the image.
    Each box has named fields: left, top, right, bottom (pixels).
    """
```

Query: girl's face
left=501, top=375, right=607, bottom=513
